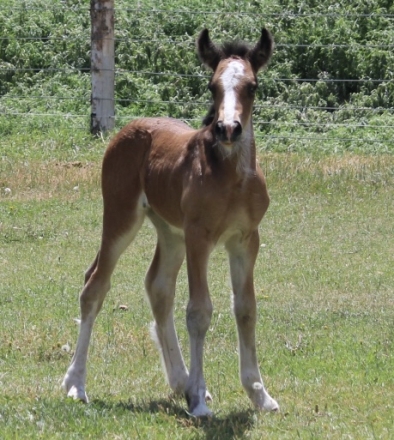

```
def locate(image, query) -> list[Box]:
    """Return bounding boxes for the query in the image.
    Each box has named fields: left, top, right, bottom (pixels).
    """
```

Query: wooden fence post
left=90, top=0, right=115, bottom=135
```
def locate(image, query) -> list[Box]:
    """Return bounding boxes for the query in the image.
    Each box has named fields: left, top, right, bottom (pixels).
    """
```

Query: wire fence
left=1, top=2, right=394, bottom=151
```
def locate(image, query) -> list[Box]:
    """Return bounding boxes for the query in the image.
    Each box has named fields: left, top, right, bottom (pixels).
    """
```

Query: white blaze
left=220, top=60, right=245, bottom=125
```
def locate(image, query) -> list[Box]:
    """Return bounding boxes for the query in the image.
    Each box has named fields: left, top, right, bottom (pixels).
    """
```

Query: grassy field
left=1, top=130, right=393, bottom=438
left=1, top=0, right=393, bottom=437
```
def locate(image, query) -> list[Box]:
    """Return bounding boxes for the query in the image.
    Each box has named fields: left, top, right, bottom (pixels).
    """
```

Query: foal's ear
left=248, top=28, right=274, bottom=72
left=197, top=29, right=223, bottom=71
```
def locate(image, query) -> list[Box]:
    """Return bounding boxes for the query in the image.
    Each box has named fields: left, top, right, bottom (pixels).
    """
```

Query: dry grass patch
left=2, top=153, right=393, bottom=202
left=262, top=153, right=394, bottom=185
left=0, top=160, right=100, bottom=201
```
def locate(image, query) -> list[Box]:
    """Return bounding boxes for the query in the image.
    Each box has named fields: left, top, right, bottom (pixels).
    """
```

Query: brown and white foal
left=63, top=28, right=278, bottom=417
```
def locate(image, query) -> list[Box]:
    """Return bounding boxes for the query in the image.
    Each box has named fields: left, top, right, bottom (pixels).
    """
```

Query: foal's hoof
left=66, top=385, right=89, bottom=403
left=185, top=390, right=213, bottom=418
left=249, top=382, right=279, bottom=412
left=187, top=403, right=213, bottom=418
left=62, top=378, right=89, bottom=403
left=261, top=395, right=279, bottom=412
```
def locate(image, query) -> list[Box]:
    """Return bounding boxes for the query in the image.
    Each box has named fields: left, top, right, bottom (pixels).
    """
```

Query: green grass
left=1, top=1, right=393, bottom=436
left=1, top=138, right=393, bottom=438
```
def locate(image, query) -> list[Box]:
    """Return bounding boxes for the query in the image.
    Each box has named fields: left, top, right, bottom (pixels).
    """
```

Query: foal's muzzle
left=215, top=120, right=243, bottom=144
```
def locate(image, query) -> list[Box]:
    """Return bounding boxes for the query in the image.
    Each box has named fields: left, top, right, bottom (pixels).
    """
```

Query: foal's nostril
left=215, top=121, right=225, bottom=138
left=232, top=121, right=242, bottom=139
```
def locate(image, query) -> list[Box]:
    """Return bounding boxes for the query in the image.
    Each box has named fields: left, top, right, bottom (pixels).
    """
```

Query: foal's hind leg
left=62, top=202, right=145, bottom=402
left=145, top=214, right=189, bottom=395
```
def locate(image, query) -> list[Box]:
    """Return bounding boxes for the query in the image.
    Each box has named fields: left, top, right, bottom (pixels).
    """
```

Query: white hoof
left=62, top=372, right=89, bottom=403
left=65, top=385, right=89, bottom=403
left=205, top=390, right=213, bottom=402
left=261, top=395, right=279, bottom=412
left=249, top=382, right=279, bottom=412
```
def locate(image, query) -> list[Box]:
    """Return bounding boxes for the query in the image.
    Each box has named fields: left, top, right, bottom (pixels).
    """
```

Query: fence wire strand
left=3, top=5, right=394, bottom=17
left=1, top=5, right=393, bottom=145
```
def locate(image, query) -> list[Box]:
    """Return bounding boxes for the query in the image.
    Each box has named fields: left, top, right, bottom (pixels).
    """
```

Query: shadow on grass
left=91, top=397, right=258, bottom=439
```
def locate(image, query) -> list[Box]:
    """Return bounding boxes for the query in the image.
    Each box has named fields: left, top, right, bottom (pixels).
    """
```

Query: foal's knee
left=186, top=299, right=213, bottom=337
left=233, top=297, right=256, bottom=328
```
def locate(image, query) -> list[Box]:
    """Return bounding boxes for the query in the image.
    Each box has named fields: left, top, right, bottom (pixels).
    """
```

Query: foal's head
left=197, top=29, right=274, bottom=148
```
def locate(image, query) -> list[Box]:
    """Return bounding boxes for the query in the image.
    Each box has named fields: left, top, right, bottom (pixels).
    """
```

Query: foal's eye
left=248, top=83, right=257, bottom=96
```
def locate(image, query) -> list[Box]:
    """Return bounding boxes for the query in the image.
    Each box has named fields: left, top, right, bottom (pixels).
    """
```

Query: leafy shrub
left=0, top=0, right=393, bottom=153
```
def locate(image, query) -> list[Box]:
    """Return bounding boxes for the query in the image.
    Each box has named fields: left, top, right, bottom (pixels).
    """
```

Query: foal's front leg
left=226, top=231, right=279, bottom=412
left=184, top=229, right=213, bottom=417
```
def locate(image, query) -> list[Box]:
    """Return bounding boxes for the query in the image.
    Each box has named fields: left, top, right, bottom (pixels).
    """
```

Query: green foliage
left=0, top=0, right=393, bottom=152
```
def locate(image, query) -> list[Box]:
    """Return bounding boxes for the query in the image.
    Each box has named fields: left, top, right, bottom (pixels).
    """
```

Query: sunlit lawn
left=1, top=147, right=393, bottom=439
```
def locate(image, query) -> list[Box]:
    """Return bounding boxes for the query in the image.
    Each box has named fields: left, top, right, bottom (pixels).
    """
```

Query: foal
left=63, top=28, right=279, bottom=417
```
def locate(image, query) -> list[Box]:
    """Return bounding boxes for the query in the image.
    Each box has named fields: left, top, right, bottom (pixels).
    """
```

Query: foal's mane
left=220, top=41, right=251, bottom=59
left=202, top=104, right=216, bottom=127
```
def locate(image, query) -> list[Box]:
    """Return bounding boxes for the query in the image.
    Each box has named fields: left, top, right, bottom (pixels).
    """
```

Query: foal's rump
left=100, top=117, right=199, bottom=234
